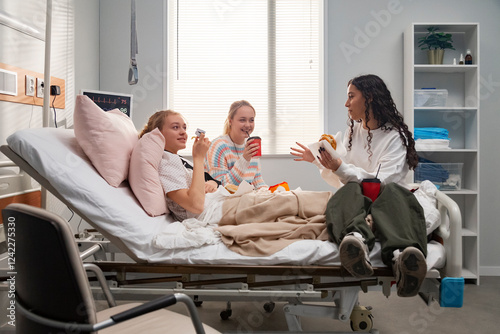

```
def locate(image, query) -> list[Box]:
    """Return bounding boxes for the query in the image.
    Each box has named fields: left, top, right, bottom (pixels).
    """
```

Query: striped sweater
left=205, top=135, right=267, bottom=189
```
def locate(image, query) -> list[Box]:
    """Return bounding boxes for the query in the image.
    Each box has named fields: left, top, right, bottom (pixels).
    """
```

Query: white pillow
left=73, top=95, right=138, bottom=187
left=129, top=128, right=168, bottom=216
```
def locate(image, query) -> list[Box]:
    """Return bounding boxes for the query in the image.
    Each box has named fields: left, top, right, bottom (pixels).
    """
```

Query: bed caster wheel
left=220, top=309, right=232, bottom=320
left=220, top=301, right=232, bottom=320
left=193, top=296, right=203, bottom=307
left=263, top=302, right=275, bottom=313
left=193, top=295, right=203, bottom=307
left=350, top=305, right=373, bottom=332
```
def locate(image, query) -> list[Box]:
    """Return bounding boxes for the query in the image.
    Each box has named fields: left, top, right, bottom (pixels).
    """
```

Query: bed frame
left=0, top=144, right=463, bottom=333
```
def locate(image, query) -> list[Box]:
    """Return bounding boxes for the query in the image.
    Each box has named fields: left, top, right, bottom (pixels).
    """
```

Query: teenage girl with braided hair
left=291, top=74, right=427, bottom=297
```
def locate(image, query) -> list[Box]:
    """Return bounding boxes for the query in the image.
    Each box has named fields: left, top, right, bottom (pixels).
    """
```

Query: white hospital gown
left=155, top=151, right=227, bottom=250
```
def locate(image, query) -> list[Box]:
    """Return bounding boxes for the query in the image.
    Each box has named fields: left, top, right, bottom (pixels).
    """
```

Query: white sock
left=392, top=249, right=402, bottom=263
left=346, top=231, right=365, bottom=242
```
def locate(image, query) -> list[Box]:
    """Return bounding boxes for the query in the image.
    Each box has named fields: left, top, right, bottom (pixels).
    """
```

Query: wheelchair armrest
left=105, top=293, right=206, bottom=334
left=18, top=292, right=206, bottom=334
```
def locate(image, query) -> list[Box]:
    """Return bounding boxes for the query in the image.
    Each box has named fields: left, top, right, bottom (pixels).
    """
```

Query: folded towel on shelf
left=414, top=127, right=450, bottom=140
left=415, top=139, right=451, bottom=150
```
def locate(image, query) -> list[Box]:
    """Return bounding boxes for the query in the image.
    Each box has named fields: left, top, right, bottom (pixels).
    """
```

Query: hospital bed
left=0, top=127, right=463, bottom=333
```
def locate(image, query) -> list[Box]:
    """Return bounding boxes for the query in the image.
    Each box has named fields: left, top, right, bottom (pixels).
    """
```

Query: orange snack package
left=269, top=181, right=290, bottom=193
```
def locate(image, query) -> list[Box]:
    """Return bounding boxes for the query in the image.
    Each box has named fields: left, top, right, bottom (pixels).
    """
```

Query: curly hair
left=139, top=109, right=182, bottom=138
left=346, top=74, right=419, bottom=170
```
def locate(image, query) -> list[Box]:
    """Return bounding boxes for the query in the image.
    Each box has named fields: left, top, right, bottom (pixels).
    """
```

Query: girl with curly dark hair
left=291, top=74, right=427, bottom=298
left=345, top=74, right=419, bottom=171
left=291, top=74, right=418, bottom=188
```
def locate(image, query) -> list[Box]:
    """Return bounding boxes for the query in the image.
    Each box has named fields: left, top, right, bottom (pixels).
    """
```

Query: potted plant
left=418, top=26, right=455, bottom=64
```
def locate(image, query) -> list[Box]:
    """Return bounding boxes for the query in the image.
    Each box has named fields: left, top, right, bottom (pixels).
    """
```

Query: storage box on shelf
left=414, top=89, right=448, bottom=107
left=414, top=162, right=463, bottom=191
left=404, top=23, right=480, bottom=284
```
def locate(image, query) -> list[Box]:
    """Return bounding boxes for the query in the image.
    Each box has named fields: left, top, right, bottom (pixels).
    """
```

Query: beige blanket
left=216, top=190, right=331, bottom=257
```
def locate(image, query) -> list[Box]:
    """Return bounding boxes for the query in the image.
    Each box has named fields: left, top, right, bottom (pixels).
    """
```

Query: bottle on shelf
left=465, top=49, right=473, bottom=65
left=459, top=54, right=464, bottom=65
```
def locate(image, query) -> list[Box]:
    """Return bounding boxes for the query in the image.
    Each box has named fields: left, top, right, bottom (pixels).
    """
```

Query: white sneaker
left=393, top=247, right=427, bottom=297
left=339, top=234, right=373, bottom=278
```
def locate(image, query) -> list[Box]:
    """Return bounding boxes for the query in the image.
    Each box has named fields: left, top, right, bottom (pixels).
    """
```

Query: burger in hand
left=319, top=134, right=337, bottom=150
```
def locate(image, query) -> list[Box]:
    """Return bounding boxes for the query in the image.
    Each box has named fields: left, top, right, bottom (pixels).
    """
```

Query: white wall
left=75, top=0, right=100, bottom=94
left=98, top=0, right=165, bottom=131
left=0, top=2, right=51, bottom=145
left=0, top=0, right=75, bottom=139
left=0, top=0, right=76, bottom=218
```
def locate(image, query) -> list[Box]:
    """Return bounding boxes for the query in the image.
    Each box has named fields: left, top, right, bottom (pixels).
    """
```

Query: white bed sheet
left=6, top=128, right=445, bottom=270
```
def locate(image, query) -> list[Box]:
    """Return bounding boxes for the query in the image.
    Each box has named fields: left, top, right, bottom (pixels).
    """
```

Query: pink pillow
left=74, top=95, right=138, bottom=187
left=129, top=128, right=168, bottom=216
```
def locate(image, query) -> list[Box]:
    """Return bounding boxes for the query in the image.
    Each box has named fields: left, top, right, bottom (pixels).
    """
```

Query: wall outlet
left=36, top=78, right=44, bottom=98
left=25, top=75, right=35, bottom=96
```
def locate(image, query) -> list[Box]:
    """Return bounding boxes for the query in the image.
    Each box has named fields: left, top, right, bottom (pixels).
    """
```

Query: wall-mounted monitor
left=80, top=89, right=133, bottom=118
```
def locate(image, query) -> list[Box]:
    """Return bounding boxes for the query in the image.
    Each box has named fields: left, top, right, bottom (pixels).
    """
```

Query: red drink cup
left=362, top=178, right=381, bottom=202
left=247, top=136, right=261, bottom=157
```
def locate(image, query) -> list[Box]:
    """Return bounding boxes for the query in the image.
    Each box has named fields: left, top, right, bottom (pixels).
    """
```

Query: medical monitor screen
left=80, top=89, right=133, bottom=118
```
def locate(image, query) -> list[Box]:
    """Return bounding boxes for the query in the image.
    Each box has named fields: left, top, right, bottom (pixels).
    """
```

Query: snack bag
left=269, top=181, right=290, bottom=193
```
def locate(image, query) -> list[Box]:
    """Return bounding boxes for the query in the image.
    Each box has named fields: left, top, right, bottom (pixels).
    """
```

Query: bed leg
left=283, top=287, right=361, bottom=332
left=333, top=286, right=360, bottom=322
left=378, top=277, right=394, bottom=298
left=418, top=278, right=440, bottom=306
left=283, top=302, right=304, bottom=331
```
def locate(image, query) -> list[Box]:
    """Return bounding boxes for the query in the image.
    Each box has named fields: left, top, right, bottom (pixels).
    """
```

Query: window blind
left=167, top=0, right=322, bottom=154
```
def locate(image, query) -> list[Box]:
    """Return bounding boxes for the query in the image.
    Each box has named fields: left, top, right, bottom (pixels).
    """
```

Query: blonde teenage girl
left=205, top=100, right=267, bottom=190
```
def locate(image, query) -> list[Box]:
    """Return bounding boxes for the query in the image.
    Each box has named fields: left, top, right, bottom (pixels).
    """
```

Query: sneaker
left=339, top=234, right=373, bottom=278
left=393, top=247, right=427, bottom=297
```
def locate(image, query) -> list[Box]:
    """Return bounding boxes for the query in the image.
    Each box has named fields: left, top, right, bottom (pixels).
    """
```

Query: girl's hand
left=290, top=142, right=315, bottom=163
left=243, top=138, right=260, bottom=161
left=317, top=147, right=342, bottom=171
left=192, top=133, right=210, bottom=161
left=204, top=180, right=218, bottom=193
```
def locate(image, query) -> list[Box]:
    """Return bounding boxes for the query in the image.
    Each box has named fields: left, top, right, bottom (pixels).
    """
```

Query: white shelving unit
left=404, top=23, right=480, bottom=284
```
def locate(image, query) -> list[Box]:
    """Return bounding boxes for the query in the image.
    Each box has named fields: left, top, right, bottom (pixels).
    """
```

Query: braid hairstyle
left=139, top=109, right=181, bottom=138
left=346, top=74, right=419, bottom=170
